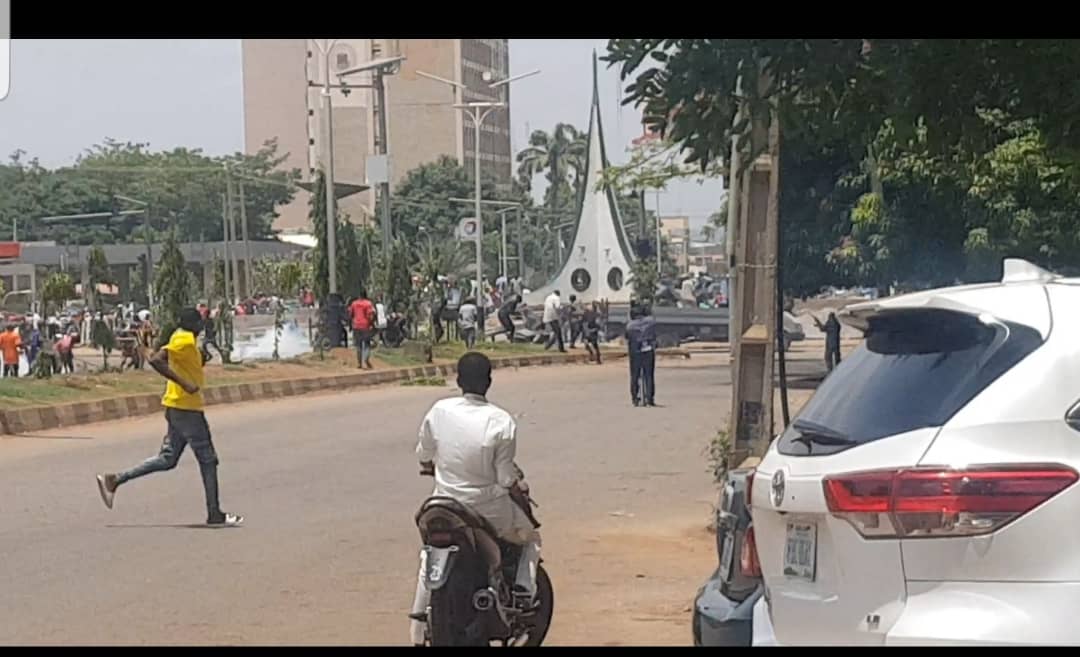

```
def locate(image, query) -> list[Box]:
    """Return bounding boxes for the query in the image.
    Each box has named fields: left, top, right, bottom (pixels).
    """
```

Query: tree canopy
left=0, top=139, right=300, bottom=245
left=604, top=39, right=1080, bottom=292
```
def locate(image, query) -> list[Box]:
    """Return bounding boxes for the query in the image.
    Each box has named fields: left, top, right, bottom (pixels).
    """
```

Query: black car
left=692, top=467, right=762, bottom=646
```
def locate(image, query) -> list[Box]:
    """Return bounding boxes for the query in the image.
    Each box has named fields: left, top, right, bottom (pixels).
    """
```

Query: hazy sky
left=0, top=39, right=723, bottom=230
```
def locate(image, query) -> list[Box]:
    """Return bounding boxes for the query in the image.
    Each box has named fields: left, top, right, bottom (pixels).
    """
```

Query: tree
left=383, top=237, right=413, bottom=317
left=41, top=272, right=76, bottom=318
left=0, top=139, right=300, bottom=246
left=153, top=231, right=191, bottom=344
left=309, top=170, right=332, bottom=301
left=86, top=245, right=115, bottom=311
left=628, top=258, right=659, bottom=304
left=601, top=40, right=1080, bottom=293
left=338, top=223, right=363, bottom=300
left=384, top=156, right=544, bottom=280
left=516, top=124, right=588, bottom=212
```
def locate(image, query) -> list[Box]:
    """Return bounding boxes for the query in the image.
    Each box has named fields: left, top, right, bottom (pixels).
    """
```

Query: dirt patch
left=547, top=516, right=715, bottom=646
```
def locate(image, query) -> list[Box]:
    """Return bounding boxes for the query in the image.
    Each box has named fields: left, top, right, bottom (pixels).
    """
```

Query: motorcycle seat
left=416, top=496, right=499, bottom=539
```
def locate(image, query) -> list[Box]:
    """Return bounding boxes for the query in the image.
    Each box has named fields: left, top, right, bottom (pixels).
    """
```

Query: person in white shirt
left=410, top=352, right=541, bottom=645
left=457, top=297, right=478, bottom=348
left=542, top=290, right=565, bottom=352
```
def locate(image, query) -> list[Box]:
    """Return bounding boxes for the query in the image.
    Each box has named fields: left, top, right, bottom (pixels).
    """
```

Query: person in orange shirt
left=0, top=324, right=23, bottom=378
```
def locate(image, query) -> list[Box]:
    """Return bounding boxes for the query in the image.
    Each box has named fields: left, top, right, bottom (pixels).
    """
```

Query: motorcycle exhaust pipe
left=472, top=589, right=497, bottom=612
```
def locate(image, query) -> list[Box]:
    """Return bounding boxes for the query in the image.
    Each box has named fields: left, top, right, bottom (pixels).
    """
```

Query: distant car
left=751, top=258, right=1080, bottom=645
left=781, top=312, right=805, bottom=351
left=694, top=468, right=762, bottom=646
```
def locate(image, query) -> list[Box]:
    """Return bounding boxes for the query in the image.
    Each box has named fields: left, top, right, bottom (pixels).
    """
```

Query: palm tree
left=515, top=123, right=587, bottom=211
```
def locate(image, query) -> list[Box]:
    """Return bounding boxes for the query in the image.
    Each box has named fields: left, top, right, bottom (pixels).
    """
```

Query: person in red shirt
left=348, top=288, right=377, bottom=369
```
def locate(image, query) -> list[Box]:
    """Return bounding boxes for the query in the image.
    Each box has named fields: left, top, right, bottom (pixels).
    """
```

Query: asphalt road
left=0, top=350, right=825, bottom=645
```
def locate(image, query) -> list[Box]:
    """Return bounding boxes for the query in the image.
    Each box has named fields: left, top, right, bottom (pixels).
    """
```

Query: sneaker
left=207, top=512, right=244, bottom=527
left=96, top=474, right=117, bottom=510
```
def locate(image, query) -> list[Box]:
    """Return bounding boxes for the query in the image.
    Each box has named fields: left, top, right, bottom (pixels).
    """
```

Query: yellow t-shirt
left=160, top=329, right=205, bottom=411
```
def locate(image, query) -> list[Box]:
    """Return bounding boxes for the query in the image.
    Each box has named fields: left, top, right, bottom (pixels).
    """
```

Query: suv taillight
left=740, top=525, right=762, bottom=576
left=823, top=465, right=1078, bottom=539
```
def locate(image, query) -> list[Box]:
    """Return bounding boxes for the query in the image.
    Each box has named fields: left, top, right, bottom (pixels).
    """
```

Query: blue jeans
left=354, top=329, right=373, bottom=367
left=116, top=408, right=224, bottom=522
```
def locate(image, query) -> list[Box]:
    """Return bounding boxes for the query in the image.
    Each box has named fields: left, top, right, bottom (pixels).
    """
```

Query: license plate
left=783, top=522, right=817, bottom=581
left=719, top=532, right=735, bottom=582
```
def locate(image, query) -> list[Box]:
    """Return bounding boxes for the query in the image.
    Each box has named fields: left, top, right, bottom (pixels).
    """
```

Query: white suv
left=749, top=259, right=1080, bottom=645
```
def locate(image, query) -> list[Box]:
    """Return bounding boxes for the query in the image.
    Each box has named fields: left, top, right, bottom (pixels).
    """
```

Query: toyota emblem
left=771, top=469, right=786, bottom=508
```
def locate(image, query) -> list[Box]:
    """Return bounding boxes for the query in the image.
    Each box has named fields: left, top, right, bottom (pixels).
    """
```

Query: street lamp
left=336, top=55, right=406, bottom=259
left=310, top=39, right=340, bottom=296
left=416, top=68, right=539, bottom=314
left=114, top=194, right=154, bottom=307
left=447, top=197, right=526, bottom=280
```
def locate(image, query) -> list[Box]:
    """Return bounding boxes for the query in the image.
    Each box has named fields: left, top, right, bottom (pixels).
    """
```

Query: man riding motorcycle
left=409, top=352, right=542, bottom=646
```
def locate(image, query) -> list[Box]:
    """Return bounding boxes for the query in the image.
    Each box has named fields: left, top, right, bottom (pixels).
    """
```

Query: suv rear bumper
left=886, top=581, right=1080, bottom=646
left=755, top=581, right=1080, bottom=646
left=751, top=596, right=780, bottom=646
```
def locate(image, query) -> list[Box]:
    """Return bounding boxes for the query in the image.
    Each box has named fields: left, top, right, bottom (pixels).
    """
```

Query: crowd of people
left=0, top=309, right=114, bottom=378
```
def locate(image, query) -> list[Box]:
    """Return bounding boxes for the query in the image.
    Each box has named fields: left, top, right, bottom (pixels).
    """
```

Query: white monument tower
left=524, top=53, right=637, bottom=306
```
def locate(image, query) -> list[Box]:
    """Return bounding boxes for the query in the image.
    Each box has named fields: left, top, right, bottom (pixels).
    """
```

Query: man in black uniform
left=625, top=304, right=658, bottom=406
left=582, top=302, right=602, bottom=364
left=813, top=312, right=842, bottom=371
left=498, top=294, right=520, bottom=342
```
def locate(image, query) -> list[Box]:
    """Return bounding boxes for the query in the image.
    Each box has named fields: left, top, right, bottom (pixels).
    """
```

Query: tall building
left=242, top=39, right=512, bottom=233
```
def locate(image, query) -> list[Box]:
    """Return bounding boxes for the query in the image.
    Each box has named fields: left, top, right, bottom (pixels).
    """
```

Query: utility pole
left=516, top=207, right=524, bottom=279
left=374, top=67, right=393, bottom=257
left=314, top=39, right=339, bottom=297
left=238, top=182, right=252, bottom=299
left=220, top=192, right=232, bottom=305
left=224, top=165, right=242, bottom=304
left=728, top=62, right=781, bottom=466
left=144, top=207, right=154, bottom=309
left=654, top=190, right=663, bottom=274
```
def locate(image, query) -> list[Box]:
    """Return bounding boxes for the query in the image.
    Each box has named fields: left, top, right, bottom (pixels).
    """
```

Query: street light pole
left=417, top=68, right=539, bottom=316
left=114, top=194, right=154, bottom=306
left=655, top=190, right=663, bottom=275
left=335, top=55, right=407, bottom=261
left=315, top=39, right=339, bottom=296
left=375, top=68, right=393, bottom=257
left=496, top=207, right=514, bottom=278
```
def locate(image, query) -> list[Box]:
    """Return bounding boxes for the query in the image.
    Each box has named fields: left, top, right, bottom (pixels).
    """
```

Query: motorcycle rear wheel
left=429, top=563, right=489, bottom=647
left=520, top=565, right=554, bottom=647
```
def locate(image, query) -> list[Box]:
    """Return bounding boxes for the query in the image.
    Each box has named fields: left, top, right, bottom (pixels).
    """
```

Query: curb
left=0, top=352, right=592, bottom=436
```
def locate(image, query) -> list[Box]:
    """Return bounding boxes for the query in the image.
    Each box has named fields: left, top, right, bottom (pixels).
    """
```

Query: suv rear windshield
left=778, top=309, right=1044, bottom=456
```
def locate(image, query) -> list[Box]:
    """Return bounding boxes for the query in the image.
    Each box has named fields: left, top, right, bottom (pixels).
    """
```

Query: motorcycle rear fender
left=421, top=545, right=459, bottom=591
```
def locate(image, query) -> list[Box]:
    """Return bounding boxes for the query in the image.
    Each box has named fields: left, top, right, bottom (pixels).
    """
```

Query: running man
left=95, top=308, right=242, bottom=527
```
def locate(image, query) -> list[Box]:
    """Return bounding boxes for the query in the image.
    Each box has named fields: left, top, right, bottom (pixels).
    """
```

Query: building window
left=308, top=109, right=314, bottom=117
left=309, top=138, right=316, bottom=146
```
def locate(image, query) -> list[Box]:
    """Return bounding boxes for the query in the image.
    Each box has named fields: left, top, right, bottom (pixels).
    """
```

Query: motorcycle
left=413, top=466, right=554, bottom=646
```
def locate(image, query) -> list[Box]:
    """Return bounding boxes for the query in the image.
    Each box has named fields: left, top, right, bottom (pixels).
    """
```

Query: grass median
left=0, top=340, right=560, bottom=410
